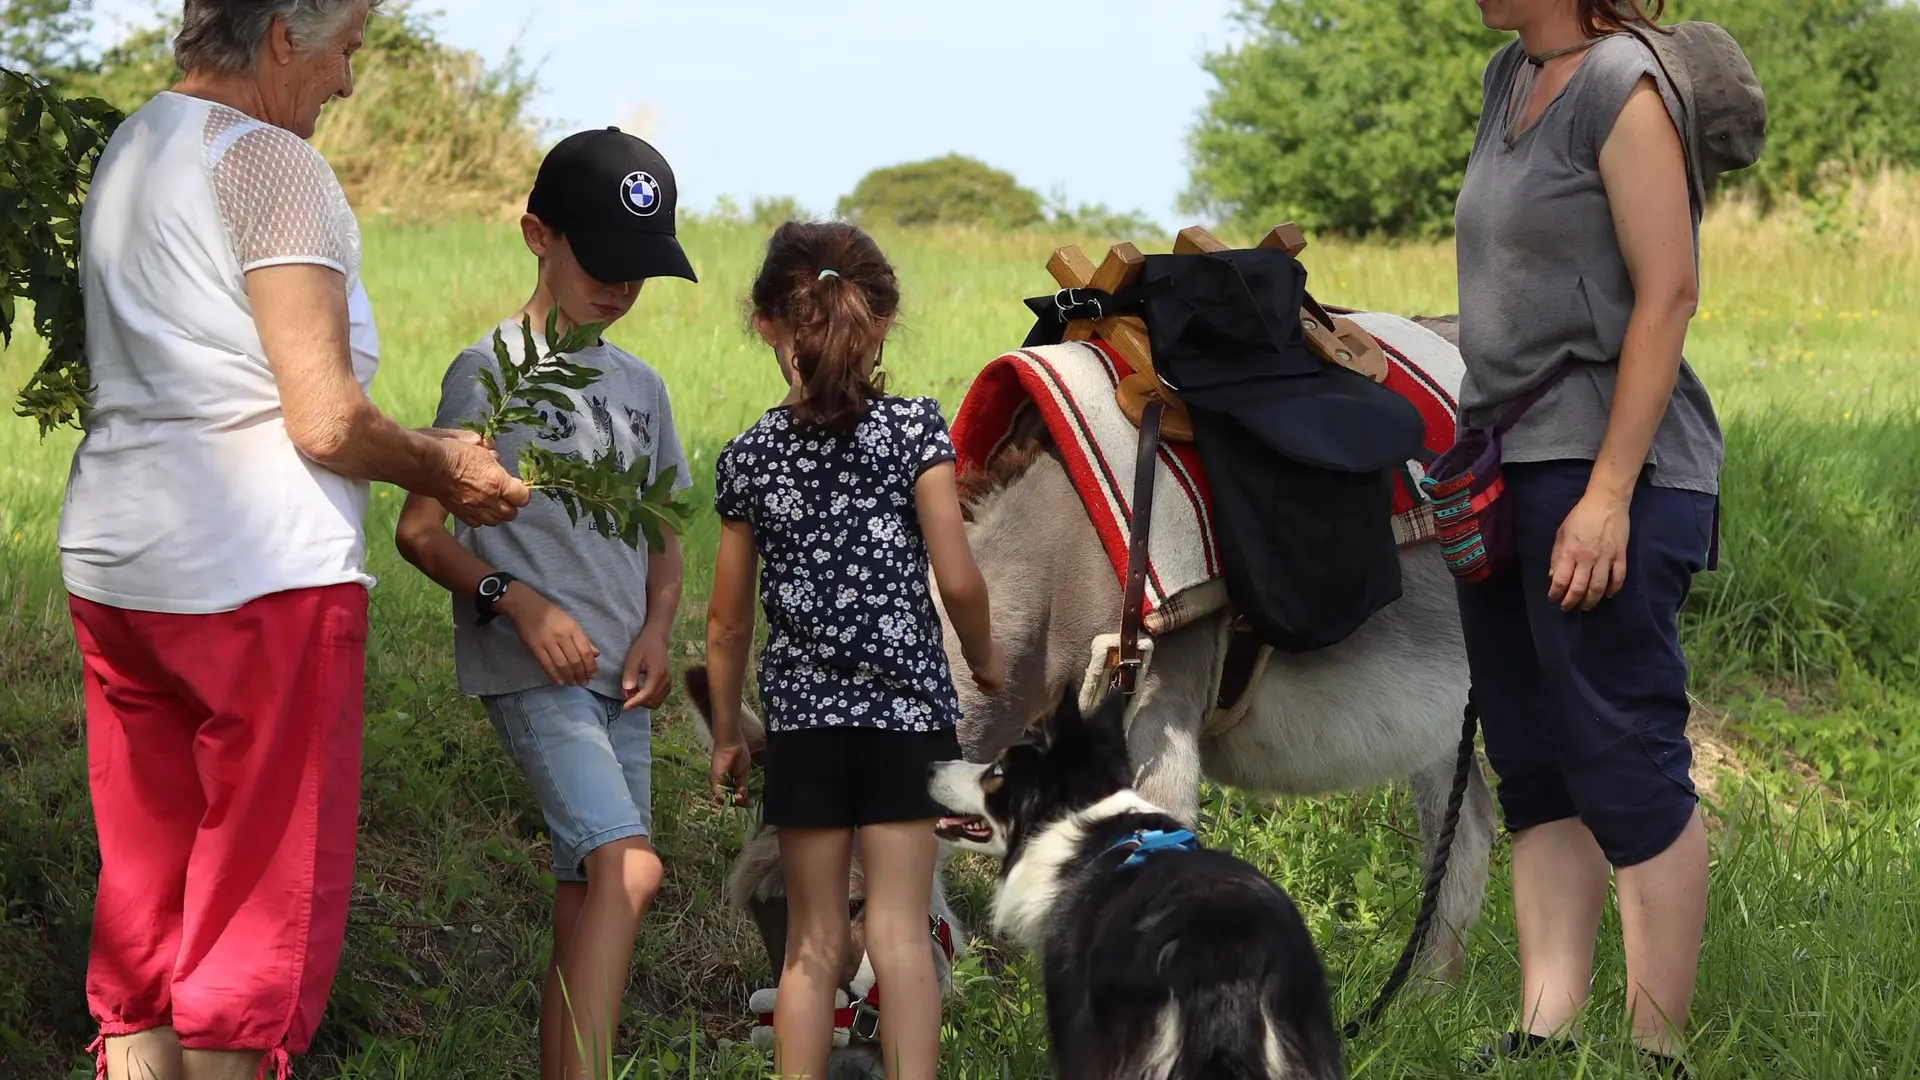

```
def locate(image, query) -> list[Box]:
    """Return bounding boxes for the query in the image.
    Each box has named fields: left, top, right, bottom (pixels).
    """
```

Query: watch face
left=480, top=577, right=503, bottom=598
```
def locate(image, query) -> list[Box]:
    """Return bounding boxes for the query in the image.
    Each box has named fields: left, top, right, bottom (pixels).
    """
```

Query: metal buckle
left=850, top=1001, right=882, bottom=1043
left=1053, top=287, right=1103, bottom=322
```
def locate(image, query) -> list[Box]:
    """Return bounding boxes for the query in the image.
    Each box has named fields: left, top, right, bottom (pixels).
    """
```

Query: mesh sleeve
left=205, top=108, right=360, bottom=281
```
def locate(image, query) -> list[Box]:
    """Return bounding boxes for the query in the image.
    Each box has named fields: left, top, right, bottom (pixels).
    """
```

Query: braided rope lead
left=1342, top=695, right=1481, bottom=1041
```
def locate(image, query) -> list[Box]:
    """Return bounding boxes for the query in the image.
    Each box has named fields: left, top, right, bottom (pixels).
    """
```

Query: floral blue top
left=714, top=395, right=964, bottom=734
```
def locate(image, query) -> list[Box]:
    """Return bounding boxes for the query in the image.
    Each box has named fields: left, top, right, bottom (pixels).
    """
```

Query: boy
left=395, top=126, right=696, bottom=1080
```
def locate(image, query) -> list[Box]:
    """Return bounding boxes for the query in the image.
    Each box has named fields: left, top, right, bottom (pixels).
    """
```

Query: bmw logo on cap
left=621, top=170, right=662, bottom=217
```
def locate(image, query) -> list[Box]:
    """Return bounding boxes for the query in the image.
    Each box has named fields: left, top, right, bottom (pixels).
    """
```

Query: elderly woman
left=58, top=3, right=527, bottom=1078
left=1452, top=0, right=1720, bottom=1075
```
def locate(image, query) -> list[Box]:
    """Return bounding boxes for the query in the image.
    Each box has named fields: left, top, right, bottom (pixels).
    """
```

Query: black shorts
left=761, top=725, right=962, bottom=829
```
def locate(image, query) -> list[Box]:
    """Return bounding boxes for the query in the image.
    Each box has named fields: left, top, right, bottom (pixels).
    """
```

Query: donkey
left=686, top=314, right=1497, bottom=1057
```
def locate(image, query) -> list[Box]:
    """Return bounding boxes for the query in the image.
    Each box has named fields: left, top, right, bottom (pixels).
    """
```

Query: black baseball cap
left=526, top=126, right=697, bottom=284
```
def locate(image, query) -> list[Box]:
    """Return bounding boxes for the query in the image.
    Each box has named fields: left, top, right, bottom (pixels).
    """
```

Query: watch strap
left=474, top=571, right=518, bottom=626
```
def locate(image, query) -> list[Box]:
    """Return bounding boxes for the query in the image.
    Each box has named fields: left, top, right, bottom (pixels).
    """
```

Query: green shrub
left=0, top=0, right=90, bottom=75
left=1, top=69, right=121, bottom=434
left=1184, top=0, right=1920, bottom=238
left=50, top=0, right=548, bottom=218
left=837, top=153, right=1048, bottom=230
left=1181, top=0, right=1504, bottom=239
left=1672, top=0, right=1920, bottom=205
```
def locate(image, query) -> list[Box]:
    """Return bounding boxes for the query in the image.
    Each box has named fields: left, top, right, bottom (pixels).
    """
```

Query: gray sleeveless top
left=1453, top=33, right=1722, bottom=496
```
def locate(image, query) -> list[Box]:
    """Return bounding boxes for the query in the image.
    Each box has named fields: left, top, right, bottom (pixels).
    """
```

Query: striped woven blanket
left=947, top=311, right=1465, bottom=637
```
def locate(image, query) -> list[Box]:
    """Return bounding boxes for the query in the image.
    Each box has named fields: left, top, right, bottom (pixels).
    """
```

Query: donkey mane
left=956, top=438, right=1050, bottom=521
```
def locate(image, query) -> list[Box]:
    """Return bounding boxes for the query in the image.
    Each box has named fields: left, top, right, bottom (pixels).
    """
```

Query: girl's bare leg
left=857, top=821, right=942, bottom=1080
left=772, top=827, right=855, bottom=1080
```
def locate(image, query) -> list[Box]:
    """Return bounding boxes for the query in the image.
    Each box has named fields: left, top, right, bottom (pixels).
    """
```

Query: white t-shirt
left=59, top=90, right=382, bottom=614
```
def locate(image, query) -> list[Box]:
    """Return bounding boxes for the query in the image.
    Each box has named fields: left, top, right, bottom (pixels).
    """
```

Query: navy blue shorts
left=1455, top=460, right=1717, bottom=867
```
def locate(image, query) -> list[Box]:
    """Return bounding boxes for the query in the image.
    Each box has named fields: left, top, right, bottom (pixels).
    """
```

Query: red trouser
left=69, top=583, right=368, bottom=1071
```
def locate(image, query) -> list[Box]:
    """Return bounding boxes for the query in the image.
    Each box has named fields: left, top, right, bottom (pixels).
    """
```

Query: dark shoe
left=1469, top=1030, right=1577, bottom=1072
left=1640, top=1049, right=1690, bottom=1078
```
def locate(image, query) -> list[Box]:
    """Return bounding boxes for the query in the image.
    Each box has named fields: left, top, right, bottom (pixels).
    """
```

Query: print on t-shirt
left=431, top=318, right=693, bottom=701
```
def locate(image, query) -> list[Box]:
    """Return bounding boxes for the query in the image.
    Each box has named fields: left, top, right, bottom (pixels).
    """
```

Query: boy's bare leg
left=859, top=822, right=942, bottom=1080
left=772, top=827, right=856, bottom=1080
left=559, top=837, right=663, bottom=1080
left=104, top=1029, right=184, bottom=1080
left=543, top=882, right=589, bottom=1080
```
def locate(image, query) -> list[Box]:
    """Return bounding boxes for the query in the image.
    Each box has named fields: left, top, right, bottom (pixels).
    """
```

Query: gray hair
left=173, top=0, right=380, bottom=75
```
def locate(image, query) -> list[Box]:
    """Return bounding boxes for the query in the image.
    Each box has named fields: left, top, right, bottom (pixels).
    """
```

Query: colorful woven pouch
left=1420, top=365, right=1572, bottom=584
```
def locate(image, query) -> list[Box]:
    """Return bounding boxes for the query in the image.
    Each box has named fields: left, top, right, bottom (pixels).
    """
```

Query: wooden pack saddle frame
left=1061, top=223, right=1389, bottom=722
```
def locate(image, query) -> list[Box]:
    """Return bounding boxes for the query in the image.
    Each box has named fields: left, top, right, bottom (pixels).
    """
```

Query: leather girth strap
left=1116, top=399, right=1166, bottom=696
left=1215, top=614, right=1264, bottom=711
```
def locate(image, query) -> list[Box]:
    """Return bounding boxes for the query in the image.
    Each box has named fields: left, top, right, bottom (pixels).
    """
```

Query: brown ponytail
left=1577, top=0, right=1666, bottom=36
left=749, top=221, right=901, bottom=435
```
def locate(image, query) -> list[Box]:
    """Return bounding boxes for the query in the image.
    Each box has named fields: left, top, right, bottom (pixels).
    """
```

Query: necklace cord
left=1500, top=32, right=1621, bottom=147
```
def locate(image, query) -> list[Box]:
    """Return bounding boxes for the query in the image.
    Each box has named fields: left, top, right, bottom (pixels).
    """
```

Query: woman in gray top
left=1453, top=1, right=1720, bottom=1074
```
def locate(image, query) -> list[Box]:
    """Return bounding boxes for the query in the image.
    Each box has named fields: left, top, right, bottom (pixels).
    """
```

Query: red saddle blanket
left=947, top=311, right=1464, bottom=636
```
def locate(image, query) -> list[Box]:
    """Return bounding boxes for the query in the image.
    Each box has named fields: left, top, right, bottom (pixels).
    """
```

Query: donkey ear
left=1041, top=683, right=1088, bottom=742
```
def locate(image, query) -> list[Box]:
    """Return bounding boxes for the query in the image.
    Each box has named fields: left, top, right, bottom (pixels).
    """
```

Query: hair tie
left=818, top=269, right=840, bottom=280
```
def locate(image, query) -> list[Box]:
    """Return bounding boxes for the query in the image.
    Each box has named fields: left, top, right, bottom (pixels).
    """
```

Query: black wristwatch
left=474, top=571, right=518, bottom=626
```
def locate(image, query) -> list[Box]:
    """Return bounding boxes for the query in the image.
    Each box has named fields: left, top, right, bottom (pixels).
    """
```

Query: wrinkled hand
left=621, top=630, right=672, bottom=711
left=1549, top=490, right=1631, bottom=611
left=967, top=640, right=1007, bottom=697
left=710, top=740, right=752, bottom=807
left=498, top=585, right=599, bottom=685
left=438, top=437, right=529, bottom=527
left=419, top=426, right=495, bottom=451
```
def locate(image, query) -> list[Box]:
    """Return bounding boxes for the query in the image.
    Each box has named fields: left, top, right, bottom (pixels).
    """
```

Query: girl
left=1454, top=0, right=1719, bottom=1075
left=703, top=221, right=1005, bottom=1080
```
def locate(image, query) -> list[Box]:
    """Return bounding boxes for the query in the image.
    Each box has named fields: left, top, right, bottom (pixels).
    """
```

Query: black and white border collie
left=929, top=687, right=1344, bottom=1080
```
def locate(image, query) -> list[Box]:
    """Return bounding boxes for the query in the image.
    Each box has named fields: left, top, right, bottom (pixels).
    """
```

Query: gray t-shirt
left=432, top=319, right=693, bottom=701
left=1454, top=33, right=1723, bottom=495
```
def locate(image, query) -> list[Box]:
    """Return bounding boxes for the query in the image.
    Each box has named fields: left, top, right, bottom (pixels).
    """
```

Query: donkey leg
left=1123, top=624, right=1218, bottom=827
left=1406, top=745, right=1497, bottom=985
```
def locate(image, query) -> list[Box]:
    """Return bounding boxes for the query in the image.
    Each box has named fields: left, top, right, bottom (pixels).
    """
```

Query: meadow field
left=4, top=177, right=1920, bottom=1079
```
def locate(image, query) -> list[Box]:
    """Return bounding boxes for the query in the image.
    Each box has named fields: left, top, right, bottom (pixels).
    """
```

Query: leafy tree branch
left=464, top=310, right=698, bottom=554
left=3, top=66, right=123, bottom=435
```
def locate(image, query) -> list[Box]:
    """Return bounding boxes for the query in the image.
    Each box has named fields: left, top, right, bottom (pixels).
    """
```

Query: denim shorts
left=480, top=684, right=654, bottom=882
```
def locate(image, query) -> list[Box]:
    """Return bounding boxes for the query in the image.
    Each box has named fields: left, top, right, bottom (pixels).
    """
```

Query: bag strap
left=1491, top=363, right=1575, bottom=437
left=1115, top=398, right=1165, bottom=697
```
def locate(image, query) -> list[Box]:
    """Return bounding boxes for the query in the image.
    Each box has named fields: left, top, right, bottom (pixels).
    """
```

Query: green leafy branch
left=461, top=309, right=698, bottom=553
left=3, top=67, right=125, bottom=436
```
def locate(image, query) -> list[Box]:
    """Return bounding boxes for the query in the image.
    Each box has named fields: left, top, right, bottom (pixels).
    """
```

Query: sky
left=82, top=1, right=1250, bottom=224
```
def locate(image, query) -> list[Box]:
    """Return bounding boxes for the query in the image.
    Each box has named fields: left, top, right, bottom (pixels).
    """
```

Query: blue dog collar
left=1103, top=827, right=1200, bottom=869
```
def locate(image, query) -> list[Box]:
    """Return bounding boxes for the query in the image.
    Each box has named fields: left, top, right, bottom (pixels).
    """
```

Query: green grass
left=3, top=202, right=1919, bottom=1078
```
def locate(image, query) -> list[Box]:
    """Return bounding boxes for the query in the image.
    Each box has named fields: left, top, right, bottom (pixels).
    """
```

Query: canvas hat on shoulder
left=1624, top=20, right=1767, bottom=208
